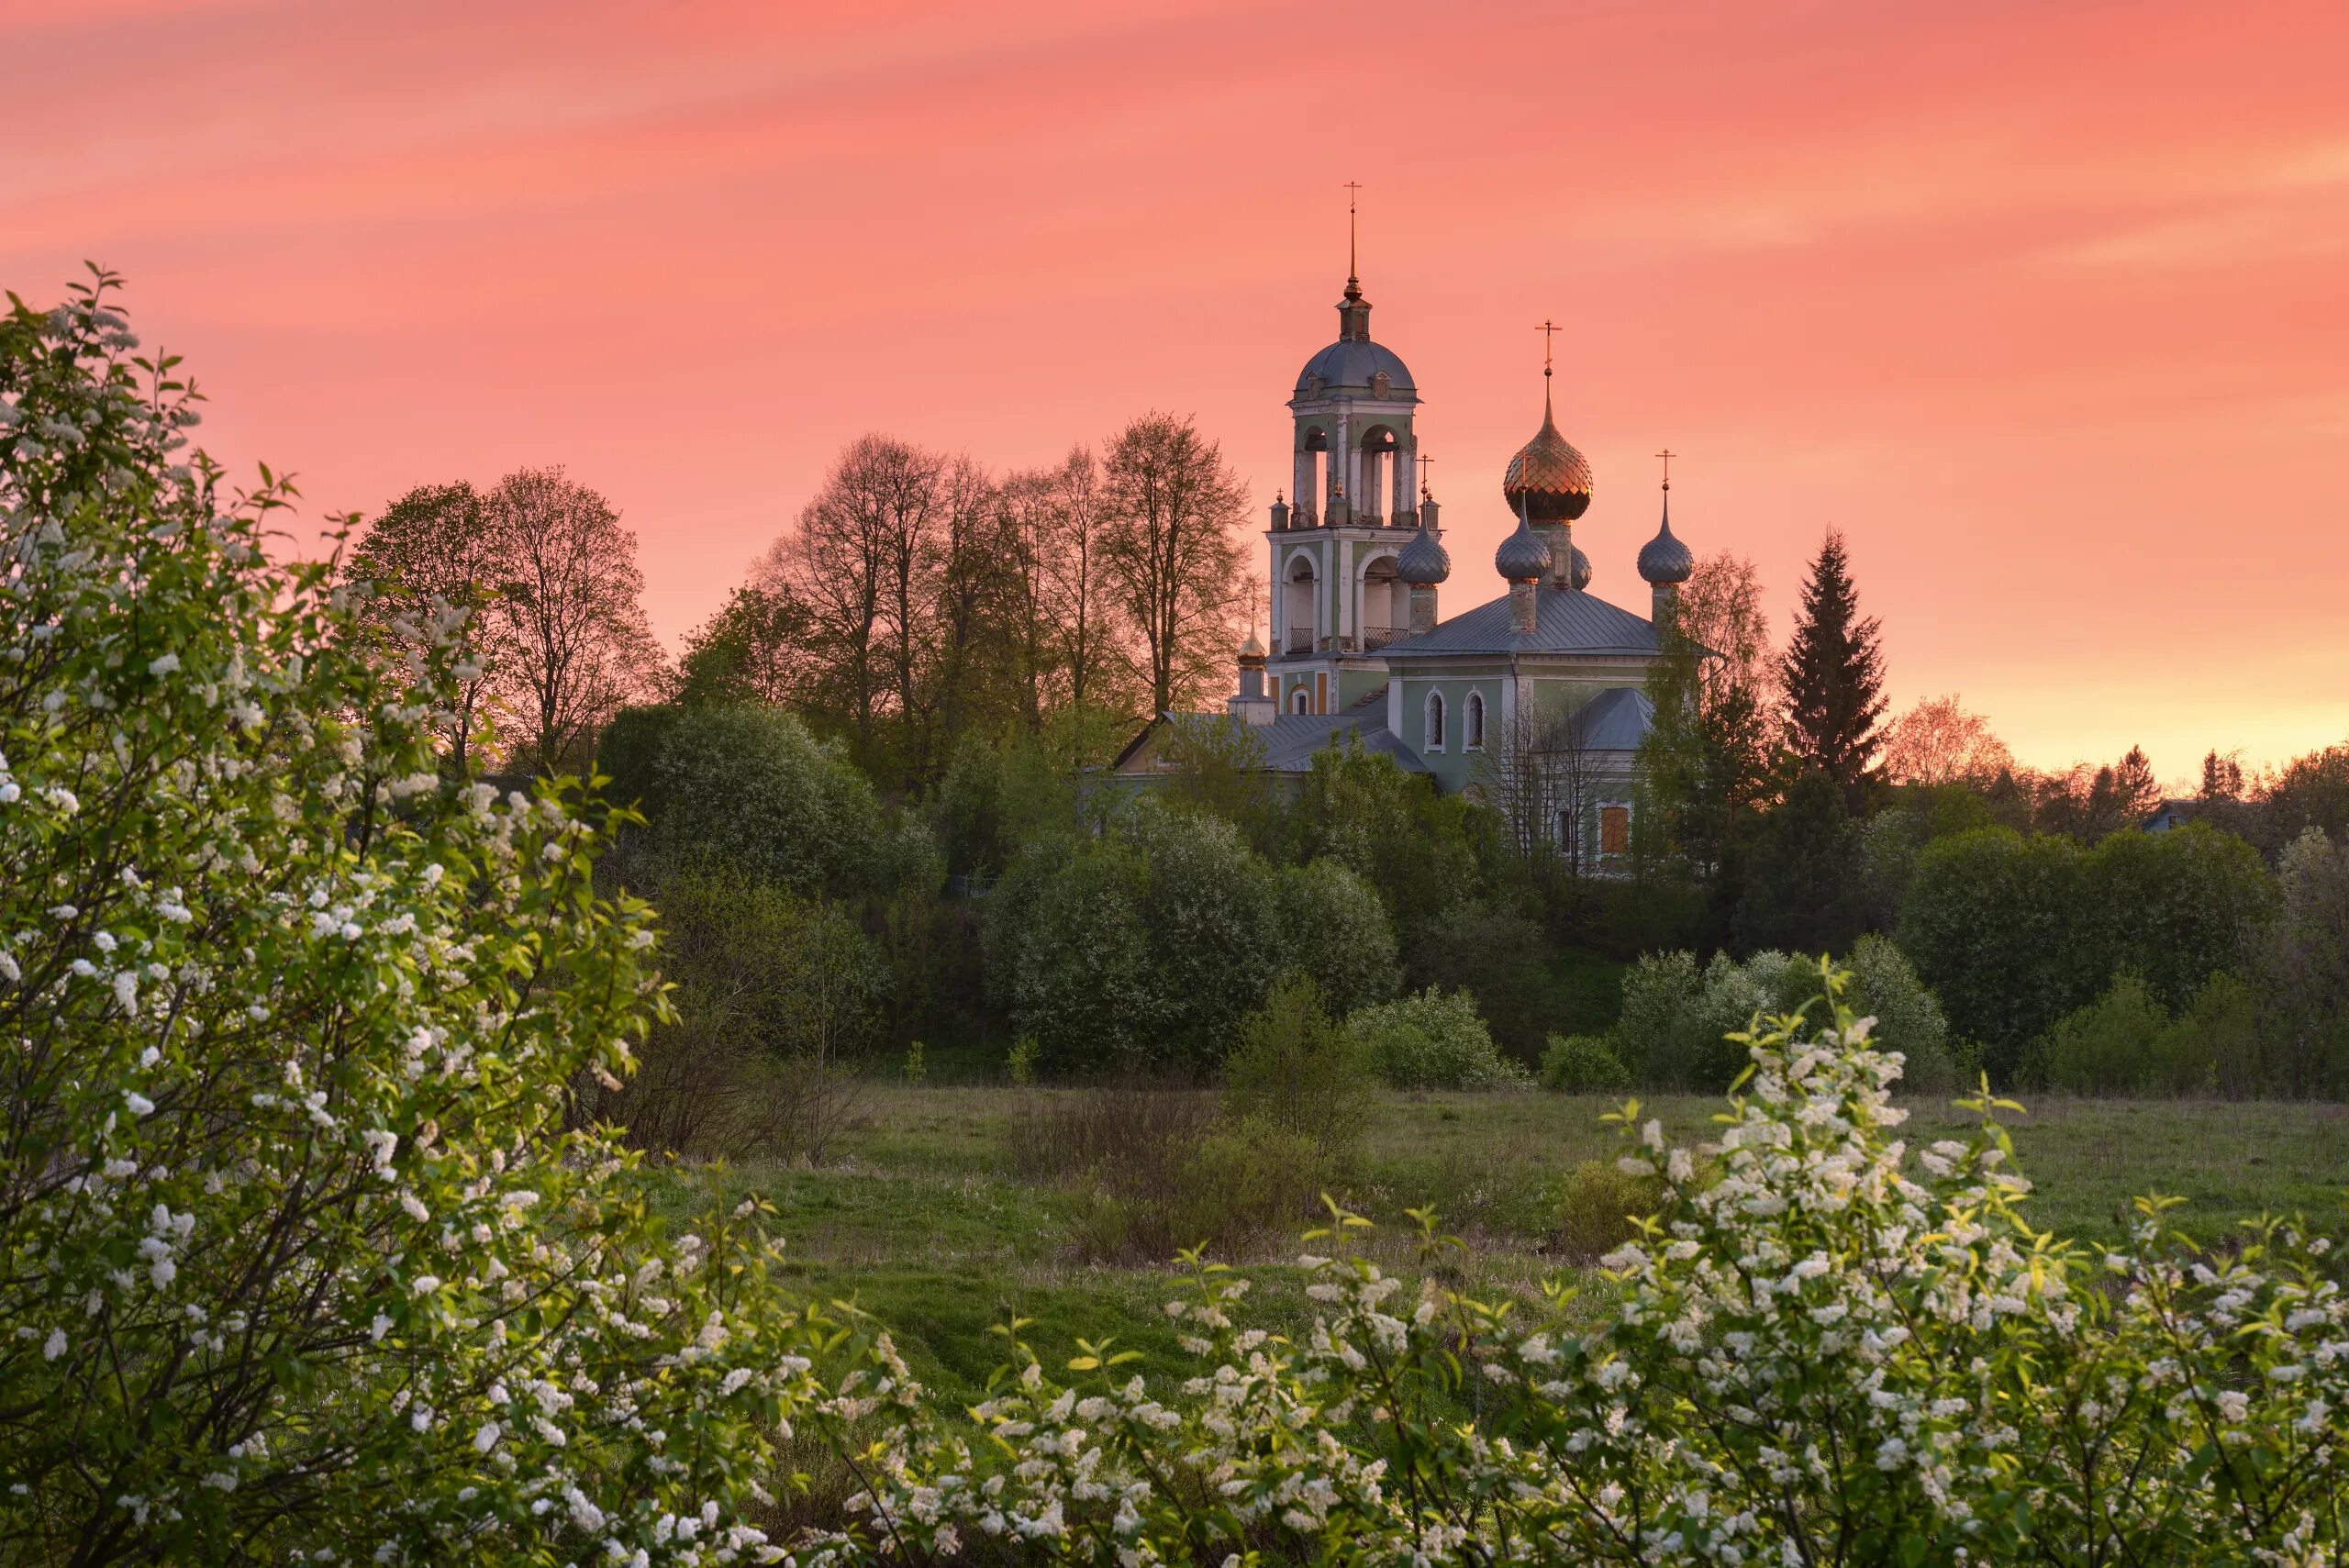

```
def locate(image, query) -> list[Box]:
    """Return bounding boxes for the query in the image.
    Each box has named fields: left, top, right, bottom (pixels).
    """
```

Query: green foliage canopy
left=1900, top=823, right=2274, bottom=1079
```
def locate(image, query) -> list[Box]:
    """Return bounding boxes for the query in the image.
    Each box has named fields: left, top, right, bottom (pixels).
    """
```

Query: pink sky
left=6, top=0, right=2345, bottom=781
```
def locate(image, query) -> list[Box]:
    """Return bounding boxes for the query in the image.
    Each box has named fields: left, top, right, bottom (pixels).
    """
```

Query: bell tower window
left=1284, top=555, right=1319, bottom=654
left=1293, top=427, right=1329, bottom=528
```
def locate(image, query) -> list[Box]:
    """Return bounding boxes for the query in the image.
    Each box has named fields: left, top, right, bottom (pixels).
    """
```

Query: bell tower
left=1264, top=185, right=1423, bottom=714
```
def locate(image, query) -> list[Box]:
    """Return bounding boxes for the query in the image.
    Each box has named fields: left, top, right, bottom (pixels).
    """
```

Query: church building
left=1117, top=258, right=1697, bottom=865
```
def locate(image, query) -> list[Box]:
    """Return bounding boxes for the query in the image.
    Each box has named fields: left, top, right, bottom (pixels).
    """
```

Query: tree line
left=343, top=414, right=1258, bottom=795
left=336, top=406, right=2349, bottom=1103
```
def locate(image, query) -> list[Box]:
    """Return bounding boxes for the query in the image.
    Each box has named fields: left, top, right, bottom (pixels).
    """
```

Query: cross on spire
left=1417, top=452, right=1434, bottom=498
left=1343, top=181, right=1363, bottom=280
left=1536, top=318, right=1563, bottom=378
left=1655, top=448, right=1675, bottom=491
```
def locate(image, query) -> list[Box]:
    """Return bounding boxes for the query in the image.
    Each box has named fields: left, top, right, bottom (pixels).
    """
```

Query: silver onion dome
left=1567, top=543, right=1592, bottom=590
left=1637, top=499, right=1694, bottom=585
left=1396, top=522, right=1451, bottom=584
left=1495, top=506, right=1552, bottom=582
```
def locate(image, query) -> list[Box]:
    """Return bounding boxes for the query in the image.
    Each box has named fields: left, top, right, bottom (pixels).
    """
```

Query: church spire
left=1337, top=181, right=1371, bottom=341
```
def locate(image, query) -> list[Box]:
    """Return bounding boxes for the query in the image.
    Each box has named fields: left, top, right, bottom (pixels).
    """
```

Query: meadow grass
left=644, top=1085, right=2349, bottom=1405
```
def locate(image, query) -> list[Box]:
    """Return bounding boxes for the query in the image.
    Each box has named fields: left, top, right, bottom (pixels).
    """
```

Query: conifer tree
left=1779, top=528, right=1887, bottom=791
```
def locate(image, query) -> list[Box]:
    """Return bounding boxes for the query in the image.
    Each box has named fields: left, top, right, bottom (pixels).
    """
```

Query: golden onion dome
left=1501, top=381, right=1593, bottom=523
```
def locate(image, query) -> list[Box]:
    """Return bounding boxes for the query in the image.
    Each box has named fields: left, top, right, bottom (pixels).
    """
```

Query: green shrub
left=1834, top=935, right=1961, bottom=1095
left=1405, top=901, right=1564, bottom=1058
left=1223, top=975, right=1375, bottom=1162
left=1273, top=859, right=1401, bottom=1010
left=2024, top=970, right=2259, bottom=1096
left=2253, top=828, right=2349, bottom=1096
left=1901, top=823, right=2277, bottom=1081
left=1541, top=1033, right=1632, bottom=1094
left=991, top=801, right=1283, bottom=1070
left=993, top=832, right=1156, bottom=1070
left=1613, top=950, right=1776, bottom=1090
left=594, top=701, right=683, bottom=813
left=1551, top=1158, right=1660, bottom=1262
left=648, top=704, right=886, bottom=897
left=1348, top=986, right=1525, bottom=1089
left=1287, top=732, right=1486, bottom=932
left=2087, top=825, right=2277, bottom=1010
left=1607, top=938, right=1956, bottom=1094
left=1070, top=1117, right=1328, bottom=1264
left=579, top=868, right=883, bottom=1158
left=1006, top=1036, right=1040, bottom=1085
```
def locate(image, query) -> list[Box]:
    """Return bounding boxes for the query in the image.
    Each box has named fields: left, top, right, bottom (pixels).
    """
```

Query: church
left=1116, top=258, right=1697, bottom=866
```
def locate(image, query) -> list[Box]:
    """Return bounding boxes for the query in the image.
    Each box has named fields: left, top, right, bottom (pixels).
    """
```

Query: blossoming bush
left=0, top=274, right=829, bottom=1562
left=799, top=966, right=2349, bottom=1564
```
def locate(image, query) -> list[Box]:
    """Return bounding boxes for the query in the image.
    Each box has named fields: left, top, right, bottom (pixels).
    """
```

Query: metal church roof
left=1563, top=686, right=1654, bottom=751
left=1244, top=707, right=1429, bottom=773
left=1119, top=691, right=1429, bottom=777
left=1379, top=588, right=1659, bottom=659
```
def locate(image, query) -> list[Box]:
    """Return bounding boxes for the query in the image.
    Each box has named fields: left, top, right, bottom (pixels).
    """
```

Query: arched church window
left=1426, top=691, right=1446, bottom=751
left=1464, top=692, right=1485, bottom=751
left=1290, top=685, right=1312, bottom=716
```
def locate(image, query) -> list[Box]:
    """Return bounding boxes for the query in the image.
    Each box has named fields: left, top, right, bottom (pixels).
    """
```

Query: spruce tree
left=1780, top=528, right=1887, bottom=791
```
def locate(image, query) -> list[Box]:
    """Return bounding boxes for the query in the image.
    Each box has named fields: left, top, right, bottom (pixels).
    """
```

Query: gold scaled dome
left=1501, top=383, right=1594, bottom=523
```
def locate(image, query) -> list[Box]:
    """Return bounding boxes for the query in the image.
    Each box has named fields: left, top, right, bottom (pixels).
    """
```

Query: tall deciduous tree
left=930, top=455, right=1026, bottom=757
left=1881, top=694, right=2013, bottom=787
left=486, top=466, right=662, bottom=773
left=999, top=446, right=1139, bottom=746
left=1100, top=413, right=1249, bottom=717
left=1780, top=528, right=1887, bottom=793
left=341, top=481, right=507, bottom=772
left=1031, top=444, right=1141, bottom=762
left=766, top=434, right=943, bottom=779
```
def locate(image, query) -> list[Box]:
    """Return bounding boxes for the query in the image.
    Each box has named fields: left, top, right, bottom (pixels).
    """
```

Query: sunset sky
left=6, top=0, right=2345, bottom=781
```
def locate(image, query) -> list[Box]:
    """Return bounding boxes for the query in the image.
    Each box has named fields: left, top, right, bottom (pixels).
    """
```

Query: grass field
left=650, top=1086, right=2349, bottom=1406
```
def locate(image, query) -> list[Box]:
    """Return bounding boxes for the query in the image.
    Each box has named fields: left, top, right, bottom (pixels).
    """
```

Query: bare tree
left=765, top=436, right=942, bottom=772
left=1476, top=691, right=1613, bottom=884
left=1100, top=413, right=1249, bottom=717
left=486, top=467, right=662, bottom=774
left=1881, top=694, right=2015, bottom=787
left=340, top=482, right=509, bottom=773
left=1033, top=445, right=1141, bottom=762
left=995, top=462, right=1062, bottom=731
left=929, top=455, right=1019, bottom=761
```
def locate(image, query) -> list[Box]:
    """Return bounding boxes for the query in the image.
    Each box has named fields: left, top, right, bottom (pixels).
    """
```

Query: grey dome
left=1294, top=339, right=1417, bottom=399
left=1495, top=511, right=1552, bottom=581
left=1567, top=543, right=1592, bottom=591
left=1397, top=524, right=1451, bottom=584
left=1637, top=503, right=1694, bottom=585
